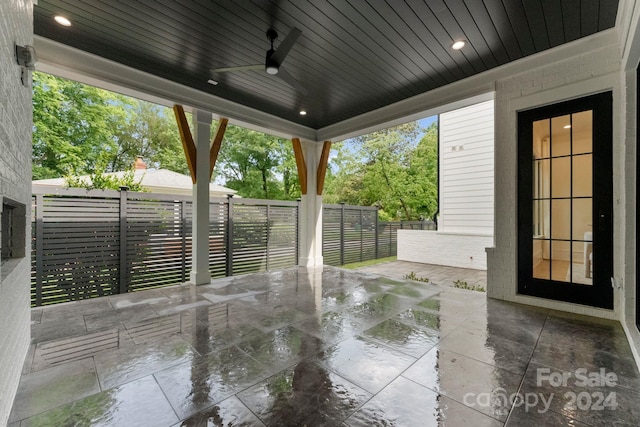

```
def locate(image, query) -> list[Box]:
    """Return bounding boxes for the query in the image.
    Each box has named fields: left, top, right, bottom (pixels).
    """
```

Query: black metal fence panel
left=31, top=186, right=432, bottom=306
left=377, top=222, right=399, bottom=259
left=323, top=204, right=381, bottom=266
left=322, top=204, right=436, bottom=267
left=31, top=186, right=299, bottom=306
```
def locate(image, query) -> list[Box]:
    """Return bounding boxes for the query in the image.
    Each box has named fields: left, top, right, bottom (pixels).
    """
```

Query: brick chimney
left=134, top=156, right=147, bottom=170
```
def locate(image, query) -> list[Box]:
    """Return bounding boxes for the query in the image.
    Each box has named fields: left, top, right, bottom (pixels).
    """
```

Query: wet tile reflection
left=238, top=360, right=371, bottom=426
left=9, top=266, right=640, bottom=426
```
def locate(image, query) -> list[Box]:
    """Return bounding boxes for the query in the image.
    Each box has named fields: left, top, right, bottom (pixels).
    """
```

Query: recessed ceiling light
left=54, top=15, right=72, bottom=26
left=451, top=40, right=465, bottom=50
left=564, top=125, right=571, bottom=129
left=207, top=79, right=219, bottom=85
left=299, top=110, right=307, bottom=116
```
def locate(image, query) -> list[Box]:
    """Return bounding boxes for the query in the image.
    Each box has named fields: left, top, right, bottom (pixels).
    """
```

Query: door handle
left=598, top=209, right=607, bottom=231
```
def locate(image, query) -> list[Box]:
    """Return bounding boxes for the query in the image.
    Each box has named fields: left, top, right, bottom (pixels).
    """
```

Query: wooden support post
left=316, top=140, right=331, bottom=195
left=173, top=105, right=197, bottom=183
left=292, top=138, right=308, bottom=195
left=210, top=118, right=228, bottom=180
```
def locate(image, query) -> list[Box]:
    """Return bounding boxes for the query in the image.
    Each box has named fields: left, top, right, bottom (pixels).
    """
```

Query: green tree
left=324, top=121, right=438, bottom=220
left=215, top=125, right=299, bottom=200
left=106, top=102, right=189, bottom=174
left=32, top=72, right=128, bottom=179
left=64, top=161, right=145, bottom=192
left=32, top=72, right=189, bottom=180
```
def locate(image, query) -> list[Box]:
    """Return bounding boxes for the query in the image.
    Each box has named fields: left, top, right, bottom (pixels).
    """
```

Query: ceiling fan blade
left=271, top=27, right=301, bottom=65
left=211, top=64, right=263, bottom=73
left=277, top=67, right=308, bottom=95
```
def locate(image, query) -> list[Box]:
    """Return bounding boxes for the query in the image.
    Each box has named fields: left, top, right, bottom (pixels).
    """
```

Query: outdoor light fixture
left=451, top=40, right=466, bottom=50
left=54, top=15, right=72, bottom=26
left=265, top=54, right=279, bottom=75
left=299, top=110, right=307, bottom=116
left=15, top=45, right=36, bottom=70
left=265, top=64, right=279, bottom=75
left=15, top=44, right=37, bottom=87
left=207, top=79, right=219, bottom=85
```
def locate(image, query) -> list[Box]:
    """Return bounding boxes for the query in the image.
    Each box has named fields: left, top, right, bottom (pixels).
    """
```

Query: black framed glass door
left=518, top=92, right=613, bottom=309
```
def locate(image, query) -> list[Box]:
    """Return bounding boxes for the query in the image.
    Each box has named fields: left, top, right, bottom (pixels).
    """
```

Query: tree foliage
left=215, top=125, right=300, bottom=200
left=325, top=122, right=438, bottom=220
left=32, top=72, right=187, bottom=180
left=32, top=72, right=437, bottom=211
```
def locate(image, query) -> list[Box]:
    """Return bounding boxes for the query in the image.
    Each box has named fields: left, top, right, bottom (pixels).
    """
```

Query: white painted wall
left=0, top=0, right=33, bottom=424
left=398, top=230, right=492, bottom=270
left=439, top=100, right=494, bottom=235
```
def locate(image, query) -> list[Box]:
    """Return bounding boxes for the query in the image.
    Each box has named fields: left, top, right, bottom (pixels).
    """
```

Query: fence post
left=389, top=222, right=393, bottom=257
left=340, top=202, right=345, bottom=266
left=35, top=194, right=43, bottom=306
left=375, top=207, right=379, bottom=260
left=118, top=187, right=129, bottom=294
left=266, top=203, right=270, bottom=271
left=359, top=208, right=363, bottom=262
left=225, top=195, right=234, bottom=276
left=296, top=199, right=301, bottom=266
left=181, top=200, right=187, bottom=282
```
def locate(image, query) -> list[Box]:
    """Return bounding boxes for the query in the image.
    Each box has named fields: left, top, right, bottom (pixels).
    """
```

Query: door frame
left=517, top=91, right=613, bottom=309
left=636, top=64, right=640, bottom=330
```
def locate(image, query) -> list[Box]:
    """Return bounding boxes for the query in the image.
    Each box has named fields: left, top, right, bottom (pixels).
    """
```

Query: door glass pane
left=533, top=119, right=551, bottom=158
left=551, top=240, right=571, bottom=282
left=551, top=199, right=570, bottom=240
left=573, top=154, right=592, bottom=197
left=535, top=159, right=550, bottom=198
left=572, top=241, right=593, bottom=285
left=572, top=198, right=592, bottom=241
left=551, top=115, right=572, bottom=157
left=533, top=199, right=550, bottom=237
left=572, top=111, right=592, bottom=154
left=551, top=157, right=571, bottom=198
left=533, top=239, right=550, bottom=280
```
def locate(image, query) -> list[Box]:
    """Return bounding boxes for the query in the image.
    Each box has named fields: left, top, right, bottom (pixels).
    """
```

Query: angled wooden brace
left=173, top=105, right=197, bottom=183
left=291, top=138, right=307, bottom=195
left=316, top=141, right=332, bottom=195
left=209, top=118, right=228, bottom=180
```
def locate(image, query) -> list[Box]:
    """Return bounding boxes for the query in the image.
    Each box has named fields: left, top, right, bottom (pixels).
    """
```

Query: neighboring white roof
left=32, top=168, right=238, bottom=197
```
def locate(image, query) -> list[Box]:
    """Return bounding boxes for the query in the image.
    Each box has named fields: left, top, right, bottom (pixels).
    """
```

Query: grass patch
left=342, top=256, right=397, bottom=270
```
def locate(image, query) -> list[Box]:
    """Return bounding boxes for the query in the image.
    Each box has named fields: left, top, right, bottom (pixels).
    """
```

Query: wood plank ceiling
left=34, top=0, right=619, bottom=130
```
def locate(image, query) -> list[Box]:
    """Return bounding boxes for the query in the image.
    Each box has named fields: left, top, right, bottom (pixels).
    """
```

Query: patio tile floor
left=8, top=265, right=640, bottom=426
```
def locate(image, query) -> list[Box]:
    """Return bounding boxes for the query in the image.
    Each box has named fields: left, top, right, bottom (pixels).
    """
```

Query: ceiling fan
left=211, top=28, right=308, bottom=95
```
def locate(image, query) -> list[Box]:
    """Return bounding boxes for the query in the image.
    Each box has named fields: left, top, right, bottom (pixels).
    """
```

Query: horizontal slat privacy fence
left=30, top=187, right=430, bottom=306
left=321, top=204, right=436, bottom=267
left=31, top=186, right=299, bottom=306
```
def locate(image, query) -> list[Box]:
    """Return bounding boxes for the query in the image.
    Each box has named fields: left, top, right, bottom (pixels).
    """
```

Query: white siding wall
left=398, top=230, right=492, bottom=270
left=439, top=100, right=494, bottom=235
left=0, top=0, right=33, bottom=424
